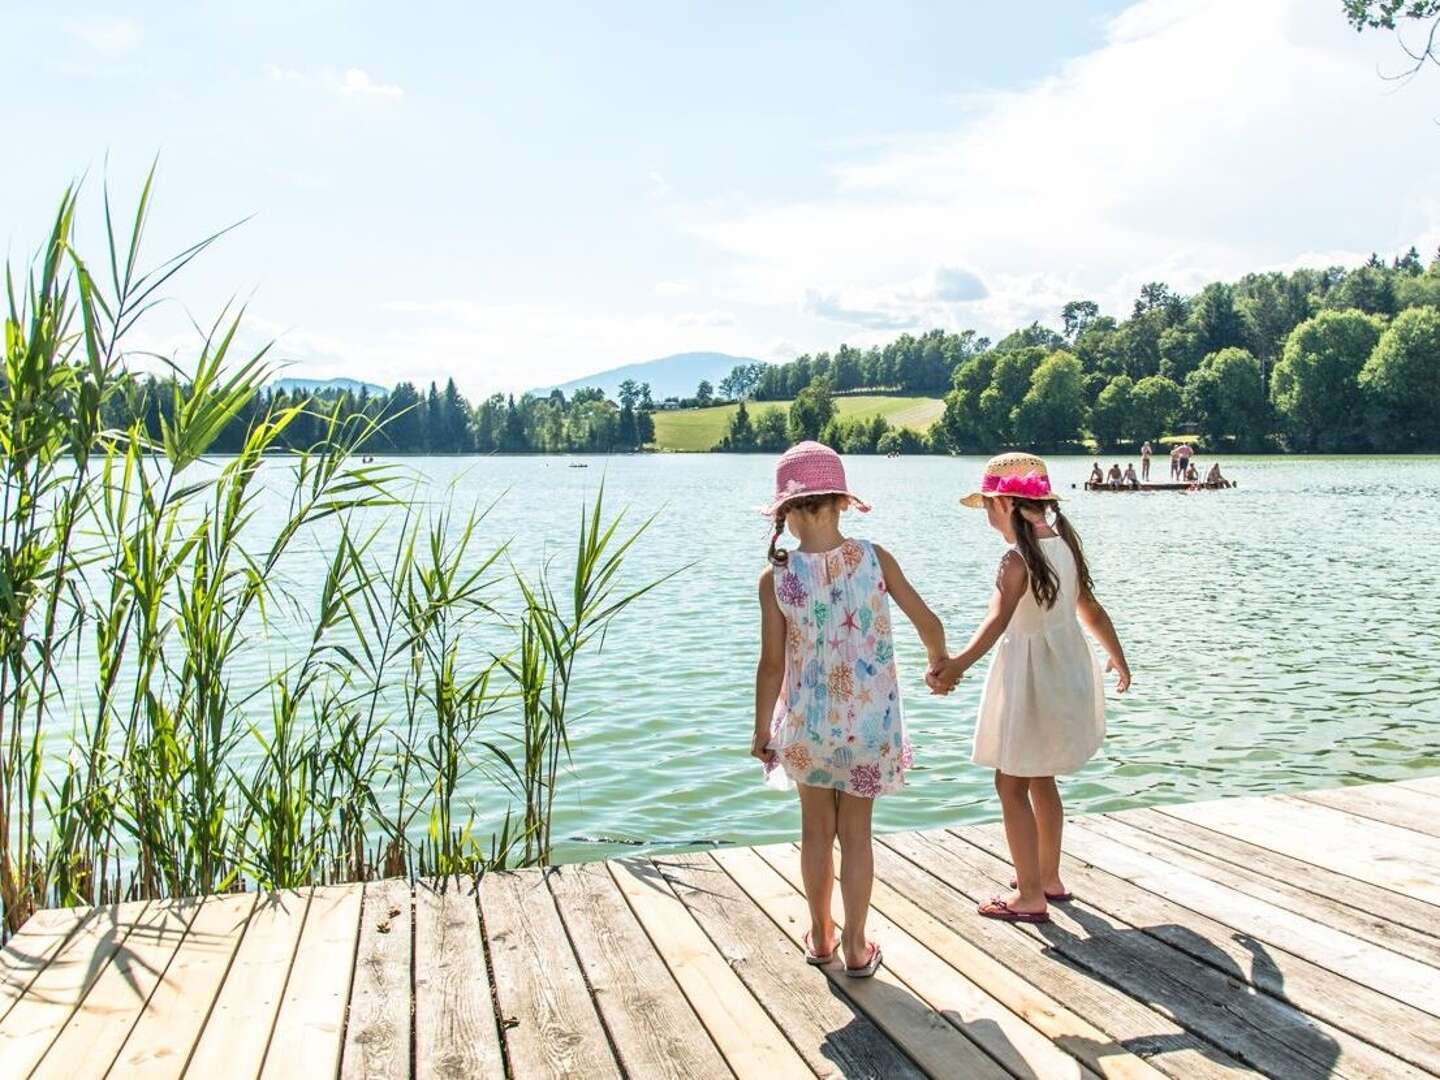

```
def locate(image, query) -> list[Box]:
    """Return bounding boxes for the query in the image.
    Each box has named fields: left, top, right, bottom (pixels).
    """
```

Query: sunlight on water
left=64, top=453, right=1440, bottom=863
left=336, top=453, right=1438, bottom=862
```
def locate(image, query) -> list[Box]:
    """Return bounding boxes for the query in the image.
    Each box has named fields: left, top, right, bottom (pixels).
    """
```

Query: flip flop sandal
left=803, top=930, right=836, bottom=965
left=978, top=898, right=1050, bottom=924
left=844, top=942, right=882, bottom=978
left=1009, top=879, right=1073, bottom=902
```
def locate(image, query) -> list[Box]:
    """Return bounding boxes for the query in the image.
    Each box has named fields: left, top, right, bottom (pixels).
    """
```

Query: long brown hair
left=768, top=493, right=845, bottom=566
left=1009, top=498, right=1094, bottom=608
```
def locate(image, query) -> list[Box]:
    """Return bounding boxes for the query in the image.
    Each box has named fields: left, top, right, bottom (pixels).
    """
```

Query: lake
left=46, top=452, right=1440, bottom=867
left=316, top=452, right=1437, bottom=863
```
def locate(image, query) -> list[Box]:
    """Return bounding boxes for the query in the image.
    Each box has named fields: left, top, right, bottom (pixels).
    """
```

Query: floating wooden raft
left=2, top=777, right=1438, bottom=1078
left=1080, top=480, right=1236, bottom=492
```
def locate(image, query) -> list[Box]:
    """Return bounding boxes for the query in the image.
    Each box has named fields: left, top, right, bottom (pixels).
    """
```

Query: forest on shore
left=716, top=247, right=1440, bottom=454
left=107, top=246, right=1440, bottom=455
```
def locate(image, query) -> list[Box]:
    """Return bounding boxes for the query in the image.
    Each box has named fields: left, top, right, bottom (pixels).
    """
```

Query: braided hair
left=768, top=493, right=846, bottom=566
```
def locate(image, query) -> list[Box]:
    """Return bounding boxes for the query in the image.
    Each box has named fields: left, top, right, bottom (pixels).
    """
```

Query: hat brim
left=759, top=489, right=872, bottom=517
left=959, top=490, right=1062, bottom=509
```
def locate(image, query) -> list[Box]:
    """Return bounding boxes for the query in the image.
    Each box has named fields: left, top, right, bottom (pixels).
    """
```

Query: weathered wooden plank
left=1395, top=776, right=1440, bottom=798
left=109, top=891, right=257, bottom=1079
left=186, top=888, right=310, bottom=1077
left=1090, top=811, right=1440, bottom=975
left=1158, top=795, right=1440, bottom=905
left=1055, top=819, right=1440, bottom=1075
left=861, top=839, right=1164, bottom=1080
left=414, top=876, right=503, bottom=1079
left=715, top=844, right=1006, bottom=1079
left=0, top=899, right=147, bottom=1074
left=658, top=851, right=925, bottom=1080
left=609, top=857, right=810, bottom=1079
left=31, top=897, right=197, bottom=1079
left=547, top=861, right=732, bottom=1079
left=483, top=869, right=621, bottom=1080
left=943, top=825, right=1386, bottom=1080
left=881, top=831, right=1252, bottom=1080
left=1297, top=783, right=1440, bottom=839
left=0, top=907, right=88, bottom=1025
left=261, top=883, right=364, bottom=1079
left=340, top=879, right=413, bottom=1080
left=1111, top=806, right=1440, bottom=942
left=757, top=841, right=1100, bottom=1080
left=956, top=824, right=1431, bottom=1080
left=1071, top=816, right=1440, bottom=1010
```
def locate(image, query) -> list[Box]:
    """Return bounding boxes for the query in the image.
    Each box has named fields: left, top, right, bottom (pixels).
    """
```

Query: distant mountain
left=533, top=351, right=766, bottom=402
left=272, top=376, right=389, bottom=398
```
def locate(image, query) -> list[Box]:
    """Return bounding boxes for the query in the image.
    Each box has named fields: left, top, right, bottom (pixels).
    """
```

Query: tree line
left=715, top=247, right=1440, bottom=453
left=94, top=246, right=1440, bottom=456
left=104, top=375, right=658, bottom=454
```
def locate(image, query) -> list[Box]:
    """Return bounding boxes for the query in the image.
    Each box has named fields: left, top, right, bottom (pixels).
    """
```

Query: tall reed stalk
left=0, top=176, right=660, bottom=933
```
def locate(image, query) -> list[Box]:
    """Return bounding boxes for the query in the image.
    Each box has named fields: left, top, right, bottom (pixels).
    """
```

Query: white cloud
left=265, top=64, right=404, bottom=100
left=64, top=17, right=141, bottom=53
left=338, top=68, right=404, bottom=99
left=654, top=280, right=696, bottom=296
left=686, top=0, right=1440, bottom=339
left=264, top=64, right=304, bottom=84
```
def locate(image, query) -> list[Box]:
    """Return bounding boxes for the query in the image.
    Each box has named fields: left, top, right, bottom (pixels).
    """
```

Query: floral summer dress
left=764, top=538, right=911, bottom=797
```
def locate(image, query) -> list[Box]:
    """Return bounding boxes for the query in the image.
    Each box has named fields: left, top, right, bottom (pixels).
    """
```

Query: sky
left=3, top=0, right=1439, bottom=398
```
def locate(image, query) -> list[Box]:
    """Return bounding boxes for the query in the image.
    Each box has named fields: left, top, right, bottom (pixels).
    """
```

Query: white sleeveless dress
left=972, top=536, right=1105, bottom=777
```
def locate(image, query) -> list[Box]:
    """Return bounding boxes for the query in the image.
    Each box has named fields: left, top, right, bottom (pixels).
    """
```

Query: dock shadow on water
left=1035, top=904, right=1341, bottom=1079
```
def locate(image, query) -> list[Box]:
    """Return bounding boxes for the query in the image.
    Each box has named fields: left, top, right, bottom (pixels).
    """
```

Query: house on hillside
left=659, top=397, right=682, bottom=410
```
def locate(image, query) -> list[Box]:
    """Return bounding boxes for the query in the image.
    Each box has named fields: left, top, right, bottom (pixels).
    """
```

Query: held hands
left=926, top=655, right=966, bottom=696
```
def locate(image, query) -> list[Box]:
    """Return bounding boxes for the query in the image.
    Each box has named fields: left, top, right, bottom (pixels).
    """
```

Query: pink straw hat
left=760, top=441, right=872, bottom=517
left=959, top=451, right=1062, bottom=508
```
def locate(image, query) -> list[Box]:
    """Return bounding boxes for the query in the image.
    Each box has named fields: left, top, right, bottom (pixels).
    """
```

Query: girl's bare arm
left=939, top=551, right=1027, bottom=682
left=753, top=568, right=786, bottom=762
left=1078, top=590, right=1131, bottom=692
left=874, top=544, right=947, bottom=666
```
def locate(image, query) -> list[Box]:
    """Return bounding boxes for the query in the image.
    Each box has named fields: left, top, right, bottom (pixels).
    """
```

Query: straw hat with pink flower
left=959, top=452, right=1062, bottom=509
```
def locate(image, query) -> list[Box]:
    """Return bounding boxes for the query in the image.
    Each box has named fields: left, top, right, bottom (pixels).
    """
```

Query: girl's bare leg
left=995, top=771, right=1047, bottom=914
left=836, top=792, right=876, bottom=968
left=1029, top=776, right=1066, bottom=894
left=797, top=783, right=839, bottom=955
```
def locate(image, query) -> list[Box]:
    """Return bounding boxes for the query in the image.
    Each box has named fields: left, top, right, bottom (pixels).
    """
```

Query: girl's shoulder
left=997, top=547, right=1028, bottom=588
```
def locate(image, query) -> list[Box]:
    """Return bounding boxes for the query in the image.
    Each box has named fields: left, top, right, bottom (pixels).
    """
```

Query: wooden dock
left=1080, top=481, right=1236, bottom=492
left=3, top=777, right=1439, bottom=1078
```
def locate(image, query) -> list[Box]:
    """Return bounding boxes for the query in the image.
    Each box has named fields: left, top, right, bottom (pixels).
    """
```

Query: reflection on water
left=530, top=453, right=1440, bottom=861
left=61, top=453, right=1440, bottom=862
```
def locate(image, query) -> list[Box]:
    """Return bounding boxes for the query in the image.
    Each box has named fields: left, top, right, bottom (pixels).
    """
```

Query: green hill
left=650, top=395, right=945, bottom=452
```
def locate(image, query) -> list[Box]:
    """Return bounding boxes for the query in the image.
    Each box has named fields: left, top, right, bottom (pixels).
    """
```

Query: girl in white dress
left=930, top=452, right=1131, bottom=923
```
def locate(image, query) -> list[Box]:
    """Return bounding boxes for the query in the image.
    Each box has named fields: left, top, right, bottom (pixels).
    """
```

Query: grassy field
left=650, top=395, right=945, bottom=451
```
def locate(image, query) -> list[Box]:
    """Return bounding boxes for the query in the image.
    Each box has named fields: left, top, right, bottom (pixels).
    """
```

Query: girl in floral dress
left=751, top=441, right=948, bottom=978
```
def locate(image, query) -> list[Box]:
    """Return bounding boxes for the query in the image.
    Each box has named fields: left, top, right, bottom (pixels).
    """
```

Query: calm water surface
left=332, top=453, right=1439, bottom=863
left=68, top=454, right=1440, bottom=863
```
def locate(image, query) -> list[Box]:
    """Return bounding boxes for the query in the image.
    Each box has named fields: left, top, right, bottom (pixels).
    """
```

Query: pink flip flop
left=1009, top=879, right=1073, bottom=902
left=844, top=942, right=883, bottom=978
left=803, top=931, right=836, bottom=965
left=978, top=898, right=1050, bottom=924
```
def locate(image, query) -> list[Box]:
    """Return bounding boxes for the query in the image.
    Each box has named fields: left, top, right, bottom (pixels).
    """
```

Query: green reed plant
left=1, top=176, right=664, bottom=933
left=502, top=493, right=676, bottom=863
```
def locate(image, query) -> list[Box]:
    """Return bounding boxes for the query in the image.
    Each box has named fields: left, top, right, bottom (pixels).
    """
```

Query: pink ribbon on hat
left=981, top=470, right=1052, bottom=498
